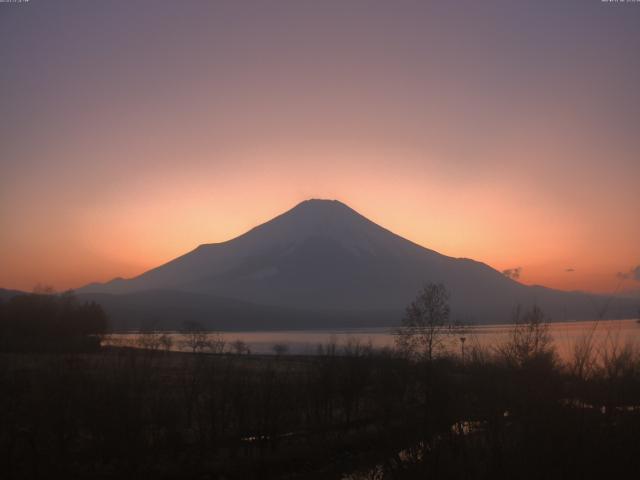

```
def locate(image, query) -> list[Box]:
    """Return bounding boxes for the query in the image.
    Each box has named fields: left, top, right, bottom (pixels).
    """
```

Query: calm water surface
left=106, top=318, right=640, bottom=361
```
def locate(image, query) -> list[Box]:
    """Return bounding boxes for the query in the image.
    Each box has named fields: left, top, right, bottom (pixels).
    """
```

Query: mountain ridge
left=77, top=199, right=637, bottom=326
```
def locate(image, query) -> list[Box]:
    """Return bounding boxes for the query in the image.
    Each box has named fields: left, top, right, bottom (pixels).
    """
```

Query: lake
left=105, top=318, right=640, bottom=362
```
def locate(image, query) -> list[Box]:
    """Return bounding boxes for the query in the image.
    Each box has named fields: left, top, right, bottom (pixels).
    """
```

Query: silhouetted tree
left=272, top=343, right=288, bottom=356
left=0, top=291, right=107, bottom=352
left=231, top=339, right=248, bottom=355
left=159, top=332, right=173, bottom=352
left=180, top=320, right=210, bottom=353
left=395, top=283, right=454, bottom=361
left=496, top=305, right=555, bottom=368
left=206, top=332, right=226, bottom=354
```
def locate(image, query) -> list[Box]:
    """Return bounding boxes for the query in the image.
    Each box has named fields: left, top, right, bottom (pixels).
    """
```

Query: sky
left=1, top=0, right=639, bottom=295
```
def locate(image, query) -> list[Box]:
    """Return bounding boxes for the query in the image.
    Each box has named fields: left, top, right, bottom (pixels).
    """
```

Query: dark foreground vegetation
left=1, top=289, right=639, bottom=479
left=1, top=336, right=640, bottom=478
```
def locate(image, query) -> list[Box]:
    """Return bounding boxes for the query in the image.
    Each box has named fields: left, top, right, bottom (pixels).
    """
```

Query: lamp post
left=460, top=336, right=466, bottom=364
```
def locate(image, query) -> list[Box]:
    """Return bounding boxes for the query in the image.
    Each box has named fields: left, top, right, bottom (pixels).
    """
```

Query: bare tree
left=159, top=333, right=173, bottom=352
left=180, top=321, right=210, bottom=354
left=207, top=332, right=226, bottom=354
left=395, top=283, right=454, bottom=361
left=272, top=343, right=289, bottom=356
left=568, top=328, right=598, bottom=382
left=231, top=339, right=248, bottom=355
left=496, top=305, right=556, bottom=368
left=136, top=321, right=164, bottom=352
left=343, top=336, right=373, bottom=357
left=317, top=334, right=338, bottom=356
left=135, top=331, right=163, bottom=352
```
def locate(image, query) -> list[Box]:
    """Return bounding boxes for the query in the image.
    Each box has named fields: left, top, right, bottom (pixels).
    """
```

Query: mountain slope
left=79, top=199, right=637, bottom=325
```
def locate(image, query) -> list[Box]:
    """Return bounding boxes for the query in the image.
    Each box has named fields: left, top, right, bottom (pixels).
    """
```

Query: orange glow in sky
left=1, top=1, right=638, bottom=295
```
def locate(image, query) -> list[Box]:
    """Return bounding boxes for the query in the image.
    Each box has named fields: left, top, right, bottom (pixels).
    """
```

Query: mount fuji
left=77, top=199, right=635, bottom=329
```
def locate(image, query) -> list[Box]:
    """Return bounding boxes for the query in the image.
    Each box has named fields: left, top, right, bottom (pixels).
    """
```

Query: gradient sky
left=1, top=0, right=639, bottom=294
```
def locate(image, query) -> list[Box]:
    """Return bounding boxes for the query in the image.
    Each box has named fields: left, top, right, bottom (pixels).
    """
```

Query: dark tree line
left=0, top=292, right=107, bottom=352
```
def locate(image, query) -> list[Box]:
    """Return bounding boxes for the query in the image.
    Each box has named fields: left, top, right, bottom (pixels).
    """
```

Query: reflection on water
left=104, top=318, right=640, bottom=362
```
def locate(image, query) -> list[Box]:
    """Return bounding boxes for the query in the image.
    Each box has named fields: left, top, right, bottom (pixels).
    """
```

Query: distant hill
left=0, top=288, right=23, bottom=302
left=77, top=199, right=638, bottom=329
left=76, top=290, right=396, bottom=331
